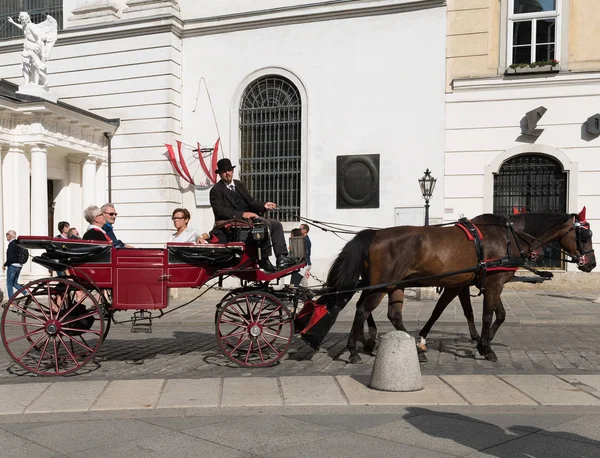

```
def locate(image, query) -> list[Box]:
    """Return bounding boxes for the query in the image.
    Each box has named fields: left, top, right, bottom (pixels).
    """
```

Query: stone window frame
left=500, top=0, right=570, bottom=72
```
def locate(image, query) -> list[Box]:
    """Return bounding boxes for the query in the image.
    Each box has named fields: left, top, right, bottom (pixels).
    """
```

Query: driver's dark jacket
left=209, top=179, right=265, bottom=221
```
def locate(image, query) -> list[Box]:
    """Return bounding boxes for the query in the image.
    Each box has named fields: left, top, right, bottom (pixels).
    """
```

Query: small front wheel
left=216, top=292, right=293, bottom=367
left=1, top=278, right=105, bottom=376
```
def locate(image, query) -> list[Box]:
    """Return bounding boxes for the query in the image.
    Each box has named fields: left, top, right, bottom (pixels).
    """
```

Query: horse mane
left=510, top=212, right=572, bottom=237
left=471, top=214, right=508, bottom=226
left=325, top=229, right=376, bottom=291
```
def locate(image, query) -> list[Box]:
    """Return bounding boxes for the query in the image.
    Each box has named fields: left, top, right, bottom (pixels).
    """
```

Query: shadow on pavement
left=406, top=408, right=600, bottom=457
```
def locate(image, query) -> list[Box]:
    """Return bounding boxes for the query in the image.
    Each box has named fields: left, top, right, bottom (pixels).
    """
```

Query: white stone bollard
left=369, top=331, right=423, bottom=392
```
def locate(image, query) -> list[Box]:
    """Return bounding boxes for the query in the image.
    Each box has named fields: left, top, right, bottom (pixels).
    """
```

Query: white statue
left=7, top=12, right=58, bottom=88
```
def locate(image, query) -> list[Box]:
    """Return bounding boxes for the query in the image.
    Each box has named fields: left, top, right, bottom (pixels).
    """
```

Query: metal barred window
left=0, top=0, right=63, bottom=41
left=493, top=154, right=566, bottom=268
left=239, top=75, right=301, bottom=222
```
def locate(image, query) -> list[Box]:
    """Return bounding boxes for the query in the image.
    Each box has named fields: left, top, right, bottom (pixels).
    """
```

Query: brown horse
left=320, top=210, right=595, bottom=364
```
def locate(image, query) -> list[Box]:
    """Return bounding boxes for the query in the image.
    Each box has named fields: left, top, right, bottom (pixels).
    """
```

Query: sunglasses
left=104, top=212, right=118, bottom=217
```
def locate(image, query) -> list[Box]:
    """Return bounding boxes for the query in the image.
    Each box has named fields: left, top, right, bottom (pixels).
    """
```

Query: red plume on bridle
left=512, top=207, right=526, bottom=214
left=578, top=206, right=587, bottom=223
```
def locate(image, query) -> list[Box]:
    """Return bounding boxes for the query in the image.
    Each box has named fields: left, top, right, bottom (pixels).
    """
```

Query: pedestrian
left=299, top=223, right=312, bottom=287
left=56, top=221, right=70, bottom=239
left=101, top=203, right=133, bottom=248
left=288, top=228, right=304, bottom=287
left=209, top=158, right=294, bottom=272
left=3, top=230, right=26, bottom=301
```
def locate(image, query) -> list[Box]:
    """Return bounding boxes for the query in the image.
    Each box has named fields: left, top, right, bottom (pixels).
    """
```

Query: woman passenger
left=82, top=205, right=112, bottom=242
left=169, top=208, right=209, bottom=243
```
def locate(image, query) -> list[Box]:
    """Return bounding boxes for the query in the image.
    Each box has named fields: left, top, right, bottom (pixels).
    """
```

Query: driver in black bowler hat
left=209, top=158, right=296, bottom=272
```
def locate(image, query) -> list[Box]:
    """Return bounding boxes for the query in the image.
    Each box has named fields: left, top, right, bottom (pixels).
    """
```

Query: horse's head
left=559, top=207, right=596, bottom=272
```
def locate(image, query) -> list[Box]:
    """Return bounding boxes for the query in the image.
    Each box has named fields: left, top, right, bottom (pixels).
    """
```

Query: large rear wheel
left=1, top=278, right=105, bottom=376
left=216, top=292, right=293, bottom=367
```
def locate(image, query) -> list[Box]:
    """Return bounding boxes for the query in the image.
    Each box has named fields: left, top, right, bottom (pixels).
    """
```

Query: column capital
left=84, top=154, right=102, bottom=164
left=28, top=143, right=49, bottom=153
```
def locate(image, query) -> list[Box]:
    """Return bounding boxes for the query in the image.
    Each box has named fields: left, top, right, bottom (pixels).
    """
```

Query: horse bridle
left=559, top=217, right=594, bottom=266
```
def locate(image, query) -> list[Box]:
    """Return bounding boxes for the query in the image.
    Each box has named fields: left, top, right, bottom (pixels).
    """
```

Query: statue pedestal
left=16, top=84, right=58, bottom=103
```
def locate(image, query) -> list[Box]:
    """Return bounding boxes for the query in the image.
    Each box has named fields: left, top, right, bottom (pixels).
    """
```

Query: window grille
left=0, top=1, right=63, bottom=41
left=508, top=0, right=559, bottom=65
left=493, top=154, right=567, bottom=268
left=239, top=75, right=301, bottom=222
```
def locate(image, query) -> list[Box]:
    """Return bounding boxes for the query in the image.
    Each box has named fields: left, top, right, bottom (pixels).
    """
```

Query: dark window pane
left=493, top=154, right=566, bottom=268
left=513, top=20, right=532, bottom=45
left=239, top=76, right=301, bottom=222
left=513, top=46, right=532, bottom=64
left=514, top=0, right=556, bottom=14
left=536, top=44, right=555, bottom=61
left=536, top=18, right=555, bottom=44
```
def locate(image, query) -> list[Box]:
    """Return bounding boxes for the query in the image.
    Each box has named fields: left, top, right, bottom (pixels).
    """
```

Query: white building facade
left=0, top=0, right=448, bottom=289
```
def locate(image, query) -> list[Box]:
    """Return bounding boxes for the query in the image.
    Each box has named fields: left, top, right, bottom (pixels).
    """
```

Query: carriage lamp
left=418, top=169, right=436, bottom=226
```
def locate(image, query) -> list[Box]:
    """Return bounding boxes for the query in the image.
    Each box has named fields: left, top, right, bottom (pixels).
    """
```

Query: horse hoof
left=485, top=351, right=498, bottom=362
left=418, top=352, right=428, bottom=363
left=349, top=354, right=363, bottom=364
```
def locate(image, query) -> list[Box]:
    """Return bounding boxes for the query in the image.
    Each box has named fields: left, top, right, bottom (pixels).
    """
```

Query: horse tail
left=326, top=229, right=377, bottom=292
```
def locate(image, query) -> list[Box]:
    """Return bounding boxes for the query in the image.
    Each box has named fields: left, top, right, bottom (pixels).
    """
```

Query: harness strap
left=457, top=218, right=486, bottom=293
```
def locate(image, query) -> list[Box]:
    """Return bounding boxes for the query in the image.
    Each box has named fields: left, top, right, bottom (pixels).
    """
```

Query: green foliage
left=509, top=59, right=560, bottom=70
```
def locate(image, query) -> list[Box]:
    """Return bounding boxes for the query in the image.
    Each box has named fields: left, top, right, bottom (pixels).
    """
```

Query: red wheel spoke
left=6, top=327, right=45, bottom=345
left=60, top=332, right=95, bottom=353
left=244, top=339, right=254, bottom=364
left=230, top=334, right=250, bottom=353
left=218, top=330, right=247, bottom=341
left=259, top=335, right=282, bottom=355
left=229, top=305, right=251, bottom=325
left=60, top=309, right=98, bottom=327
left=28, top=294, right=50, bottom=321
left=17, top=333, right=48, bottom=362
left=245, top=296, right=254, bottom=322
left=34, top=337, right=52, bottom=372
left=218, top=319, right=247, bottom=328
left=259, top=305, right=283, bottom=325
left=262, top=330, right=290, bottom=342
left=57, top=334, right=80, bottom=366
left=53, top=339, right=60, bottom=373
left=7, top=303, right=46, bottom=324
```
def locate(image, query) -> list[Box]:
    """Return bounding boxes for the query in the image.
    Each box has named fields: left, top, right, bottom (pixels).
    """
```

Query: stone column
left=30, top=144, right=49, bottom=237
left=82, top=156, right=98, bottom=209
left=2, top=143, right=30, bottom=237
left=30, top=144, right=49, bottom=275
left=96, top=160, right=108, bottom=206
left=2, top=144, right=31, bottom=279
left=67, top=157, right=83, bottom=233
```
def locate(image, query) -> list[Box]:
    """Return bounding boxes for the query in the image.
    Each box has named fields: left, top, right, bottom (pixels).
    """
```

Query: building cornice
left=452, top=71, right=600, bottom=92
left=0, top=0, right=445, bottom=51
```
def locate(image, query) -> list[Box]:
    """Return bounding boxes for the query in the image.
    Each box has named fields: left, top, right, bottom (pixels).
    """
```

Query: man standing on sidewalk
left=299, top=223, right=312, bottom=287
left=3, top=230, right=25, bottom=300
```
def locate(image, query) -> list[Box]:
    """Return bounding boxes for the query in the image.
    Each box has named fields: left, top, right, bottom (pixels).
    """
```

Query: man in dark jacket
left=209, top=158, right=294, bottom=272
left=3, top=230, right=24, bottom=299
left=101, top=203, right=133, bottom=248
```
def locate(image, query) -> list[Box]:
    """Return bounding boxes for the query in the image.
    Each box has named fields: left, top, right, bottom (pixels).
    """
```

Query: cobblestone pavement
left=1, top=287, right=600, bottom=383
left=2, top=322, right=600, bottom=383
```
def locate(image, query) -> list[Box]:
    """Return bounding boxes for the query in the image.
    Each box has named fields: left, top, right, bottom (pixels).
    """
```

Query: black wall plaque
left=336, top=154, right=380, bottom=209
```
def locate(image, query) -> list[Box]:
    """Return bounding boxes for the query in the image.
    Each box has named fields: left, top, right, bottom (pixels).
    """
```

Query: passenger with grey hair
left=101, top=203, right=132, bottom=248
left=82, top=206, right=111, bottom=242
left=3, top=230, right=25, bottom=300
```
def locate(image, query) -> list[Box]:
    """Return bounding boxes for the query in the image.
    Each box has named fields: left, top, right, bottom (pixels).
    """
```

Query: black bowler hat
left=216, top=158, right=236, bottom=173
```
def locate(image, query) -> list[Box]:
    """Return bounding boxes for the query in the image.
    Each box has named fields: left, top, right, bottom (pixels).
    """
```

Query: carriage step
left=131, top=311, right=153, bottom=333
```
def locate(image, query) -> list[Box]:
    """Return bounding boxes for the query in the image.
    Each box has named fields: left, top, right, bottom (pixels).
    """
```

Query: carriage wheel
left=216, top=292, right=293, bottom=367
left=1, top=278, right=105, bottom=376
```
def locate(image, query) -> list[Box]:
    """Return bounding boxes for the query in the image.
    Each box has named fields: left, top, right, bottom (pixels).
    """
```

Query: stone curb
left=0, top=374, right=599, bottom=415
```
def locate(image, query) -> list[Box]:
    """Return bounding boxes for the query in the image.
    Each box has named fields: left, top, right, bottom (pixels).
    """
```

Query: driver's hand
left=264, top=202, right=277, bottom=210
left=242, top=212, right=258, bottom=219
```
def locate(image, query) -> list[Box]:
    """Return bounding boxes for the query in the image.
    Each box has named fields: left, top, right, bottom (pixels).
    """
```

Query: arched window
left=494, top=153, right=567, bottom=268
left=239, top=75, right=301, bottom=222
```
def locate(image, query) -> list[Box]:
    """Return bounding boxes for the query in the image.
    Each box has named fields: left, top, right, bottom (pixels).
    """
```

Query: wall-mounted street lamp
left=418, top=169, right=436, bottom=226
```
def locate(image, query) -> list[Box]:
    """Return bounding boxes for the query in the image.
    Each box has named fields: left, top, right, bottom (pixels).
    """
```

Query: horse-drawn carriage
left=0, top=220, right=309, bottom=376
left=1, top=209, right=596, bottom=376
